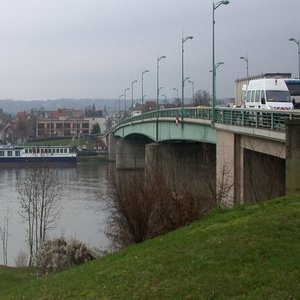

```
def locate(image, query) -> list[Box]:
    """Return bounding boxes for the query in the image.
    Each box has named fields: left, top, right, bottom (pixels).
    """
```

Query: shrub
left=35, top=237, right=105, bottom=277
left=14, top=249, right=28, bottom=267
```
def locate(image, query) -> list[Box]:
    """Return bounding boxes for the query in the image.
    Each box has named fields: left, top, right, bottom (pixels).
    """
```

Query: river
left=0, top=159, right=113, bottom=266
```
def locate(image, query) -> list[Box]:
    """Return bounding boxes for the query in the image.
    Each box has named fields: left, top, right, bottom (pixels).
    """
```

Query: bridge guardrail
left=113, top=107, right=300, bottom=132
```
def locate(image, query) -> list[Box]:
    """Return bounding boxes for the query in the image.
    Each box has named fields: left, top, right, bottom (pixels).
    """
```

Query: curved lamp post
left=212, top=62, right=224, bottom=102
left=131, top=80, right=138, bottom=114
left=142, top=69, right=149, bottom=114
left=173, top=88, right=178, bottom=99
left=124, top=87, right=129, bottom=117
left=119, top=94, right=124, bottom=119
left=114, top=100, right=119, bottom=123
left=240, top=56, right=249, bottom=78
left=182, top=36, right=193, bottom=117
left=188, top=80, right=194, bottom=104
left=212, top=0, right=230, bottom=125
left=157, top=55, right=166, bottom=117
left=289, top=37, right=300, bottom=78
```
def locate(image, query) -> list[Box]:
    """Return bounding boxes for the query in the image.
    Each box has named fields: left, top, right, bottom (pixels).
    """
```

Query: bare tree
left=0, top=206, right=12, bottom=266
left=17, top=164, right=63, bottom=265
left=173, top=98, right=181, bottom=107
left=15, top=119, right=28, bottom=144
left=104, top=143, right=215, bottom=250
left=14, top=249, right=28, bottom=267
left=193, top=90, right=212, bottom=106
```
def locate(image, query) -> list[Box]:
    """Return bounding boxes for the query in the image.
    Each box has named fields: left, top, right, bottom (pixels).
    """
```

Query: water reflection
left=0, top=160, right=111, bottom=266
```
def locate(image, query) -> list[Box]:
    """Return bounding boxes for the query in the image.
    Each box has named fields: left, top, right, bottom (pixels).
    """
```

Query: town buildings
left=0, top=105, right=106, bottom=145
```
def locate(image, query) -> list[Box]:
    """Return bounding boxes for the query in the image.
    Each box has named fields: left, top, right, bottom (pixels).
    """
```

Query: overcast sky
left=0, top=0, right=299, bottom=104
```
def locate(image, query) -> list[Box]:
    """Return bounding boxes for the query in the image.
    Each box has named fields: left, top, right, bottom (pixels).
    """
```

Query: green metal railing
left=114, top=107, right=300, bottom=132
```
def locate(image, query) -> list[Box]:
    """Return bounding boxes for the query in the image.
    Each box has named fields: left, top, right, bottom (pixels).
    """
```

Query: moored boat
left=0, top=145, right=77, bottom=167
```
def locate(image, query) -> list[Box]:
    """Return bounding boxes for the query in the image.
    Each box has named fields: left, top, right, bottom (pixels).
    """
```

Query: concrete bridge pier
left=107, top=132, right=118, bottom=162
left=145, top=142, right=216, bottom=192
left=116, top=139, right=149, bottom=170
left=216, top=131, right=242, bottom=207
left=217, top=129, right=288, bottom=206
left=285, top=119, right=300, bottom=195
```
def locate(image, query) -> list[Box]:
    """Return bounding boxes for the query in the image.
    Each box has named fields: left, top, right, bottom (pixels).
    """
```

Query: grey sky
left=0, top=0, right=299, bottom=103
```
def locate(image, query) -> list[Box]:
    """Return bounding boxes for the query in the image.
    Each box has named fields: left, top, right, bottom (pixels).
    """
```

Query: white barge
left=0, top=145, right=77, bottom=167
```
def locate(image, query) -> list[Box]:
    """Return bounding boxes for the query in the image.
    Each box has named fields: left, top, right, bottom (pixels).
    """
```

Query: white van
left=244, top=78, right=293, bottom=110
left=132, top=110, right=142, bottom=117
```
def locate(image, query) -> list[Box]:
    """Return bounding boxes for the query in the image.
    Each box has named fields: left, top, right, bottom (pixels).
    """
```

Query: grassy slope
left=1, top=195, right=300, bottom=299
left=0, top=266, right=35, bottom=293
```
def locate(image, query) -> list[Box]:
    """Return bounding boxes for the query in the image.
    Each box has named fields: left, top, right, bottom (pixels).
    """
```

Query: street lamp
left=162, top=94, right=167, bottom=102
left=173, top=88, right=178, bottom=99
left=188, top=80, right=194, bottom=104
left=182, top=35, right=193, bottom=117
left=240, top=56, right=249, bottom=78
left=131, top=80, right=137, bottom=114
left=119, top=94, right=124, bottom=118
left=212, top=0, right=230, bottom=125
left=157, top=55, right=166, bottom=116
left=114, top=100, right=119, bottom=123
left=212, top=62, right=224, bottom=102
left=124, top=87, right=129, bottom=117
left=289, top=37, right=300, bottom=78
left=142, top=69, right=149, bottom=114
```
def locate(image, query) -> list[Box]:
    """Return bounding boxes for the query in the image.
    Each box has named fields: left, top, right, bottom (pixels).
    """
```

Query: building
left=36, top=118, right=90, bottom=139
left=85, top=111, right=106, bottom=134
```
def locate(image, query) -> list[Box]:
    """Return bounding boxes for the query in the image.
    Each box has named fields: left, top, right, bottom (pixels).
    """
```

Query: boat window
left=60, top=149, right=63, bottom=153
left=64, top=148, right=68, bottom=153
left=15, top=151, right=20, bottom=156
left=25, top=149, right=28, bottom=154
left=56, top=149, right=59, bottom=153
left=0, top=151, right=4, bottom=156
left=7, top=151, right=12, bottom=157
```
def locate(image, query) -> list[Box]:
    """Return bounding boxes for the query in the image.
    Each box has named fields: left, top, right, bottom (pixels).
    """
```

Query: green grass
left=25, top=138, right=74, bottom=147
left=1, top=195, right=300, bottom=299
left=0, top=266, right=36, bottom=293
left=25, top=138, right=95, bottom=150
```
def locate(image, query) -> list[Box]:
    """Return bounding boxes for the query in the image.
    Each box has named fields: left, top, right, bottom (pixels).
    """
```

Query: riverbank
left=77, top=153, right=108, bottom=162
left=1, top=194, right=300, bottom=299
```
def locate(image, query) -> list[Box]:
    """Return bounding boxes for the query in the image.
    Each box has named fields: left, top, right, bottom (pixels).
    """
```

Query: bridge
left=107, top=107, right=300, bottom=206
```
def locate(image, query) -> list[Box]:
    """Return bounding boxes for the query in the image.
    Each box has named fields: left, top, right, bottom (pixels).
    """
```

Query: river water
left=0, top=159, right=113, bottom=266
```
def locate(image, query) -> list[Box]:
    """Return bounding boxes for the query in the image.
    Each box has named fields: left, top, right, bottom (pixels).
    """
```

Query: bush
left=35, top=237, right=105, bottom=277
left=14, top=249, right=28, bottom=267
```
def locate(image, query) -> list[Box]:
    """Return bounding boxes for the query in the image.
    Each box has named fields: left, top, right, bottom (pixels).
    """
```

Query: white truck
left=235, top=73, right=297, bottom=110
left=132, top=110, right=142, bottom=117
left=243, top=78, right=293, bottom=110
